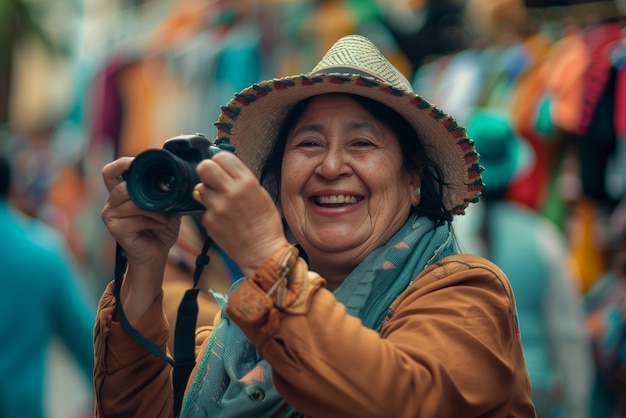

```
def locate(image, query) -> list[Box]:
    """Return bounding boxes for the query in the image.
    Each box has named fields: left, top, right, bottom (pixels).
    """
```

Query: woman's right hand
left=101, top=157, right=181, bottom=320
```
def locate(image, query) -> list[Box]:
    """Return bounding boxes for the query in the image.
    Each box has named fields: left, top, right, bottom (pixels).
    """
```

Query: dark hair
left=0, top=155, right=11, bottom=197
left=259, top=93, right=452, bottom=226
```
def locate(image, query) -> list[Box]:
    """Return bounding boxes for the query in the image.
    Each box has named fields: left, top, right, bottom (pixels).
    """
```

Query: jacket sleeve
left=227, top=253, right=535, bottom=418
left=93, top=280, right=173, bottom=418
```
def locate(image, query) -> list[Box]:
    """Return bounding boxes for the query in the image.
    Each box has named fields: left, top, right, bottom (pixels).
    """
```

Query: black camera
left=125, top=133, right=235, bottom=215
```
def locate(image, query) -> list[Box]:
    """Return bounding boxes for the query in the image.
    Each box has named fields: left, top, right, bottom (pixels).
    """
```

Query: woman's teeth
left=315, top=195, right=360, bottom=205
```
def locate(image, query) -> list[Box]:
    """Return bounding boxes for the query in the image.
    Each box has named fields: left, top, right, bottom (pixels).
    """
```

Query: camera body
left=125, top=133, right=234, bottom=215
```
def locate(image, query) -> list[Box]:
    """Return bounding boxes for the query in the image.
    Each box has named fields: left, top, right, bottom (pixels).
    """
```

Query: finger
left=197, top=152, right=253, bottom=190
left=104, top=210, right=169, bottom=237
left=105, top=176, right=133, bottom=209
left=103, top=157, right=134, bottom=192
left=196, top=159, right=228, bottom=191
left=102, top=200, right=176, bottom=248
left=211, top=151, right=249, bottom=178
left=104, top=189, right=173, bottom=224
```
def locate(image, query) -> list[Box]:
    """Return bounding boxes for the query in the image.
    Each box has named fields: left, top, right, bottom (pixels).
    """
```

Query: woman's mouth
left=313, top=195, right=363, bottom=207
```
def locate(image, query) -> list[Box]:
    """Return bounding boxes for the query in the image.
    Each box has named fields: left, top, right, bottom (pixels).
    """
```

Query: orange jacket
left=94, top=254, right=535, bottom=417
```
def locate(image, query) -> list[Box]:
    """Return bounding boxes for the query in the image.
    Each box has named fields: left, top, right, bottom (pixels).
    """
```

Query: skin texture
left=280, top=94, right=421, bottom=288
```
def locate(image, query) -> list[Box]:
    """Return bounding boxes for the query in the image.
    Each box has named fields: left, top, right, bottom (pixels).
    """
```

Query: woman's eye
left=298, top=140, right=321, bottom=148
left=352, top=139, right=374, bottom=147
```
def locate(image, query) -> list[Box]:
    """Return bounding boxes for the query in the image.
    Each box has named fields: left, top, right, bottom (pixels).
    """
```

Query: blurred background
left=1, top=0, right=625, bottom=417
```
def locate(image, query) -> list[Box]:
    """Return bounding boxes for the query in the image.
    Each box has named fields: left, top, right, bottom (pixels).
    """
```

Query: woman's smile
left=307, top=190, right=365, bottom=218
left=312, top=194, right=363, bottom=206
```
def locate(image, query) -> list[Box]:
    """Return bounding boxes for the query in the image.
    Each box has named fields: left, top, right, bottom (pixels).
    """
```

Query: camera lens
left=125, top=149, right=201, bottom=213
left=155, top=172, right=175, bottom=193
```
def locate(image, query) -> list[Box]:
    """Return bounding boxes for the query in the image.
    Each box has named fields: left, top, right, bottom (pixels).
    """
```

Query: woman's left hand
left=194, top=152, right=288, bottom=278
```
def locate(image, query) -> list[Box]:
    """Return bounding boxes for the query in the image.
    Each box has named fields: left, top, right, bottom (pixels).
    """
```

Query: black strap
left=172, top=236, right=211, bottom=416
left=113, top=235, right=212, bottom=417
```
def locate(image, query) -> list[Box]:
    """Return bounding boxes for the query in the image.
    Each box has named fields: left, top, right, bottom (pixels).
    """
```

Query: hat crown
left=310, top=35, right=413, bottom=92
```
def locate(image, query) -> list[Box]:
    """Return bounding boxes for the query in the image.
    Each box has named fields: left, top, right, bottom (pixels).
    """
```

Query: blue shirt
left=0, top=198, right=96, bottom=418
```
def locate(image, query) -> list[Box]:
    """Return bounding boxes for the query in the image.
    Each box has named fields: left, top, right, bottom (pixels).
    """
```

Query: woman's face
left=280, top=94, right=420, bottom=278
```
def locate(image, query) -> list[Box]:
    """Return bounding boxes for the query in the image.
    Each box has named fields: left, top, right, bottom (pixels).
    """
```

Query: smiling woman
left=276, top=94, right=420, bottom=283
left=94, top=34, right=536, bottom=418
left=262, top=93, right=449, bottom=228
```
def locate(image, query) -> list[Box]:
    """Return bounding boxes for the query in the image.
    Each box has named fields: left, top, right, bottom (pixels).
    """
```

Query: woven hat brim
left=215, top=73, right=483, bottom=215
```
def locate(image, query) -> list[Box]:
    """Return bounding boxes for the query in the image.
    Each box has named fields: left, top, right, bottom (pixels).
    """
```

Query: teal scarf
left=180, top=214, right=455, bottom=417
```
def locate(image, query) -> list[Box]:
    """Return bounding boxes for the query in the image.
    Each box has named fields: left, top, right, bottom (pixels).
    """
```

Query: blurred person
left=585, top=196, right=626, bottom=418
left=0, top=154, right=96, bottom=418
left=95, top=35, right=535, bottom=417
left=457, top=108, right=594, bottom=418
left=7, top=124, right=97, bottom=295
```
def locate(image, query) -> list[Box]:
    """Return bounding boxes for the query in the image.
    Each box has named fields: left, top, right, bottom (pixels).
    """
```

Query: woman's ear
left=409, top=172, right=422, bottom=207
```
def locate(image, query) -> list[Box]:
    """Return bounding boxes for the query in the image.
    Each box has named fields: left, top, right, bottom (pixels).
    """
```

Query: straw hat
left=214, top=34, right=482, bottom=215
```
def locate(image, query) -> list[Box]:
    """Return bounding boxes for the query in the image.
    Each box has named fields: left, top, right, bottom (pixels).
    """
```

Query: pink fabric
left=578, top=23, right=622, bottom=136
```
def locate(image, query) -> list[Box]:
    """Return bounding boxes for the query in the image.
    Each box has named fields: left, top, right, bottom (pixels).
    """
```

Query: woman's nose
left=314, top=147, right=353, bottom=179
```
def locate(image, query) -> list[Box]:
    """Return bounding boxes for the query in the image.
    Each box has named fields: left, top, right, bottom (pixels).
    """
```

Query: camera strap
left=113, top=235, right=212, bottom=417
